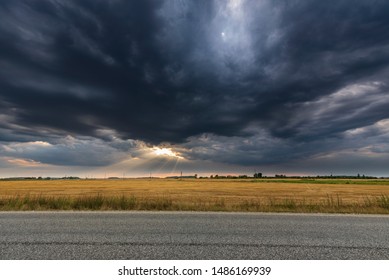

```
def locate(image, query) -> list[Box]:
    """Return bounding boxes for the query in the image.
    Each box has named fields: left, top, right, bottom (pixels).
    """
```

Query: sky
left=1, top=0, right=389, bottom=178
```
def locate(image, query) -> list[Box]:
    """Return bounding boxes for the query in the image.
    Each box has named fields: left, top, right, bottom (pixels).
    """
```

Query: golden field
left=1, top=178, right=389, bottom=213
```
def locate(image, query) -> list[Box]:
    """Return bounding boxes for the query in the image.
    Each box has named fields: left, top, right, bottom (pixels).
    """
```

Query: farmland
left=1, top=178, right=389, bottom=213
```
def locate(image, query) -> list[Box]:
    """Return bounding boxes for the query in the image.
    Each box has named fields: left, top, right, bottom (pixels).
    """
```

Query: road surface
left=0, top=212, right=388, bottom=259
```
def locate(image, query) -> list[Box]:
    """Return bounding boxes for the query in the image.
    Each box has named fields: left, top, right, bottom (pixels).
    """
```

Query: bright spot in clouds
left=153, top=147, right=183, bottom=158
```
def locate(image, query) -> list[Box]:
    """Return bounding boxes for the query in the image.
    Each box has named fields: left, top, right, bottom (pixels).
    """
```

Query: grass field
left=1, top=178, right=389, bottom=213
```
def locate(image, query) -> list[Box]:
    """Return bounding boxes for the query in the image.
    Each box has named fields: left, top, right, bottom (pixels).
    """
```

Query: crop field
left=1, top=178, right=389, bottom=213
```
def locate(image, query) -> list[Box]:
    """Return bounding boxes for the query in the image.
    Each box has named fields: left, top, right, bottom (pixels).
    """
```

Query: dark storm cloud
left=0, top=134, right=145, bottom=167
left=1, top=0, right=389, bottom=170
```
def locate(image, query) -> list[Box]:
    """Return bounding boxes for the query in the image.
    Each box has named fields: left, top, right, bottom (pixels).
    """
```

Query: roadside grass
left=1, top=194, right=389, bottom=214
left=1, top=179, right=389, bottom=213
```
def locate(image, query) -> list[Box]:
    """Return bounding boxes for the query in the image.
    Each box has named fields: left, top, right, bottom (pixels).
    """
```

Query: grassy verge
left=1, top=194, right=389, bottom=214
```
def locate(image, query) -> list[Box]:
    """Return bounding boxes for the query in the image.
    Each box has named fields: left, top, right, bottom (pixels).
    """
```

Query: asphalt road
left=0, top=212, right=388, bottom=259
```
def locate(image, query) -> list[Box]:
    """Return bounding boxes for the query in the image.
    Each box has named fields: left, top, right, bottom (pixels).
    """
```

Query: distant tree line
left=0, top=173, right=384, bottom=181
left=197, top=173, right=380, bottom=179
left=0, top=176, right=80, bottom=181
left=199, top=173, right=262, bottom=179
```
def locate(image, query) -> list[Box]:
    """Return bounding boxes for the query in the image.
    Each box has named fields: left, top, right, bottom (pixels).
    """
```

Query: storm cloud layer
left=1, top=0, right=389, bottom=176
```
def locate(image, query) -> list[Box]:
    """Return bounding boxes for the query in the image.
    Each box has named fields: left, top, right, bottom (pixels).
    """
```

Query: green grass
left=1, top=194, right=389, bottom=214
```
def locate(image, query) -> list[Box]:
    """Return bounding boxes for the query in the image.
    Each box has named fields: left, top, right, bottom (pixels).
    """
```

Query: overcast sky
left=1, top=0, right=389, bottom=177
